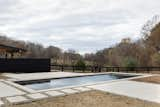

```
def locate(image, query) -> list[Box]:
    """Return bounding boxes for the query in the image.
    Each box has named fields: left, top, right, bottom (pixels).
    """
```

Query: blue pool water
left=16, top=74, right=136, bottom=90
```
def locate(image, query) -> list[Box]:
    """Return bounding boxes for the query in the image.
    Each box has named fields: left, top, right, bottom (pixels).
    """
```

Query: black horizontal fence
left=51, top=64, right=160, bottom=73
left=0, top=59, right=159, bottom=73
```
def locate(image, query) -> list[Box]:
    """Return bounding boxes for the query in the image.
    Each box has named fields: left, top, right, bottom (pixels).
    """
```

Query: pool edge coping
left=4, top=72, right=152, bottom=93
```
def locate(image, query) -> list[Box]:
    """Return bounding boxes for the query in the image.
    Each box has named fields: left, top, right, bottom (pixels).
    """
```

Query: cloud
left=0, top=0, right=160, bottom=54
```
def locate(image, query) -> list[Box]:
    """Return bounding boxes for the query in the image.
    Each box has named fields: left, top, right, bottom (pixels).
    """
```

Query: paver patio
left=6, top=96, right=29, bottom=104
left=0, top=72, right=160, bottom=106
left=6, top=91, right=160, bottom=107
left=73, top=87, right=92, bottom=92
left=26, top=93, right=48, bottom=100
left=45, top=90, right=65, bottom=97
left=61, top=89, right=79, bottom=94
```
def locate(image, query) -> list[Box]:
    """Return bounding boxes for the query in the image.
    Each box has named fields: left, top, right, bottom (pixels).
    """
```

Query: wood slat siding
left=0, top=59, right=50, bottom=73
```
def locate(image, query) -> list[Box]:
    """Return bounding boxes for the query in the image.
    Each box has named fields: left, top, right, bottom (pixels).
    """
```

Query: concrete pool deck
left=0, top=72, right=159, bottom=105
left=0, top=81, right=25, bottom=97
left=3, top=72, right=96, bottom=81
left=3, top=71, right=143, bottom=81
left=88, top=80, right=160, bottom=103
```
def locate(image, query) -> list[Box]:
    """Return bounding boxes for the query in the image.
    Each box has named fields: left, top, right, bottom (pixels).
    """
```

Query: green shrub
left=75, top=60, right=86, bottom=70
left=123, top=57, right=138, bottom=71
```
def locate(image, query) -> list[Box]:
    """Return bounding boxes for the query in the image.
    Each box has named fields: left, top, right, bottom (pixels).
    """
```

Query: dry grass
left=149, top=71, right=160, bottom=74
left=0, top=73, right=9, bottom=79
left=7, top=91, right=160, bottom=107
left=133, top=76, right=160, bottom=84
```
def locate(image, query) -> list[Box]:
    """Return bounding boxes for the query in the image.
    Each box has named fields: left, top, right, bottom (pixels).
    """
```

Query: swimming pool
left=15, top=73, right=137, bottom=90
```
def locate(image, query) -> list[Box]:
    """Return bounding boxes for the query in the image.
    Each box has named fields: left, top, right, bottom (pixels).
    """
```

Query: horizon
left=0, top=0, right=160, bottom=54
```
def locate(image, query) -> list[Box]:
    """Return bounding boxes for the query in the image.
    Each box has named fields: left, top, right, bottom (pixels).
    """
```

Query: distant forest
left=0, top=16, right=160, bottom=67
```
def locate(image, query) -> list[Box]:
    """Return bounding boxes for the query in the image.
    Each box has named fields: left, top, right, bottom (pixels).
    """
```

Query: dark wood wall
left=0, top=59, right=50, bottom=73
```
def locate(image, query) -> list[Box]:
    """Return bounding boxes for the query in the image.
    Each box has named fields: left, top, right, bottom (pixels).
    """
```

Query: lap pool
left=15, top=73, right=138, bottom=90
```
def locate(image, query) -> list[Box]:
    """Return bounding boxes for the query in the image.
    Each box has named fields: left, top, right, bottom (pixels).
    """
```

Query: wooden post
left=147, top=67, right=150, bottom=73
left=5, top=53, right=7, bottom=59
left=106, top=67, right=108, bottom=72
left=61, top=65, right=64, bottom=71
left=11, top=53, right=14, bottom=58
left=91, top=66, right=94, bottom=72
left=98, top=66, right=101, bottom=72
left=73, top=66, right=75, bottom=72
left=112, top=67, right=114, bottom=72
left=94, top=66, right=96, bottom=72
left=117, top=67, right=119, bottom=72
left=83, top=66, right=85, bottom=72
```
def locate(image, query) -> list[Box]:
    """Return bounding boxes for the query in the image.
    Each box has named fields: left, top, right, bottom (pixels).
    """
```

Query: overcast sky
left=0, top=0, right=160, bottom=54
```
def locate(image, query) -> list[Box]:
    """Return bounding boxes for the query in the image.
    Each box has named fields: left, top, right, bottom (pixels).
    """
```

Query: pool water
left=16, top=74, right=136, bottom=90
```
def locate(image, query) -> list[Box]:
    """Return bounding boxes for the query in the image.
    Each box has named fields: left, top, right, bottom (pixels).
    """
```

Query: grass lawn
left=133, top=76, right=160, bottom=84
left=6, top=91, right=160, bottom=107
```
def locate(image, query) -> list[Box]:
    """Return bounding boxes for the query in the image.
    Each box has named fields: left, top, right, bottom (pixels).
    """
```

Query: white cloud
left=0, top=0, right=160, bottom=54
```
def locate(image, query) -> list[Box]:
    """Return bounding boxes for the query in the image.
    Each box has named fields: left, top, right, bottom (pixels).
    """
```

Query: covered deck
left=0, top=44, right=26, bottom=58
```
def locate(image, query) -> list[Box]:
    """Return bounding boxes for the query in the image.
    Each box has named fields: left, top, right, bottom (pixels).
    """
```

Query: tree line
left=0, top=16, right=160, bottom=67
left=0, top=35, right=82, bottom=65
left=84, top=16, right=160, bottom=67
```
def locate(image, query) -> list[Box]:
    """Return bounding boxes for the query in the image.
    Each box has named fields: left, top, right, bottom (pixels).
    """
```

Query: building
left=121, top=38, right=131, bottom=44
left=0, top=44, right=26, bottom=58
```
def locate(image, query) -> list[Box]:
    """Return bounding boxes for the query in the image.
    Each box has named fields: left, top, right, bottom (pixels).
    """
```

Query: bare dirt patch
left=0, top=73, right=9, bottom=79
left=6, top=91, right=160, bottom=107
left=133, top=76, right=160, bottom=84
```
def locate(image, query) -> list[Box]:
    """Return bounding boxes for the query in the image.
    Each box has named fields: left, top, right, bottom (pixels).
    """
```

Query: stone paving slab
left=6, top=79, right=18, bottom=81
left=0, top=100, right=4, bottom=106
left=26, top=93, right=48, bottom=100
left=88, top=80, right=160, bottom=103
left=0, top=82, right=25, bottom=97
left=45, top=91, right=65, bottom=97
left=60, top=89, right=79, bottom=94
left=6, top=96, right=29, bottom=104
left=73, top=87, right=92, bottom=92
